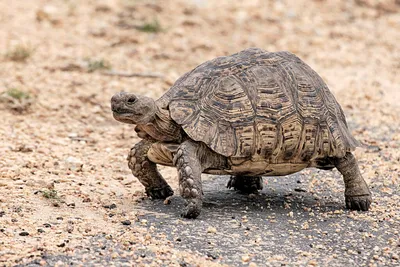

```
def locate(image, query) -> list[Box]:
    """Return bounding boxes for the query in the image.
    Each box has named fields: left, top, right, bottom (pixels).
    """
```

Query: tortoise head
left=111, top=92, right=156, bottom=125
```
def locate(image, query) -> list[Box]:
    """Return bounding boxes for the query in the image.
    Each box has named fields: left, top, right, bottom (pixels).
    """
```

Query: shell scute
left=163, top=48, right=359, bottom=161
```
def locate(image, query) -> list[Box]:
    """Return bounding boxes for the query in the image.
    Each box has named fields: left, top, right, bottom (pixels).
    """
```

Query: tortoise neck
left=140, top=107, right=182, bottom=142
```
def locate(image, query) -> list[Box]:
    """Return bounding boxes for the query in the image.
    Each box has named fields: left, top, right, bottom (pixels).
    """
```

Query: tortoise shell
left=157, top=48, right=359, bottom=163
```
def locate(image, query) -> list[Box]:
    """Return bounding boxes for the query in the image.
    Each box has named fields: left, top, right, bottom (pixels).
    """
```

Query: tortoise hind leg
left=334, top=152, right=372, bottom=211
left=128, top=140, right=173, bottom=199
left=227, top=176, right=263, bottom=194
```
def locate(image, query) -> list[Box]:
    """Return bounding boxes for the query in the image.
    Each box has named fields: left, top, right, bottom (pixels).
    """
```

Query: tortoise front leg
left=173, top=140, right=204, bottom=218
left=127, top=140, right=173, bottom=199
left=334, top=152, right=372, bottom=211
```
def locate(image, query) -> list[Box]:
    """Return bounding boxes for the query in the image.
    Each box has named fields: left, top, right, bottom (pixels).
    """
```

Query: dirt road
left=1, top=0, right=399, bottom=266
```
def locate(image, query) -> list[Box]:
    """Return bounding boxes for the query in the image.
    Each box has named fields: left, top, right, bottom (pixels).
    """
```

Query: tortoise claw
left=345, top=195, right=372, bottom=211
left=146, top=186, right=174, bottom=199
left=181, top=199, right=202, bottom=219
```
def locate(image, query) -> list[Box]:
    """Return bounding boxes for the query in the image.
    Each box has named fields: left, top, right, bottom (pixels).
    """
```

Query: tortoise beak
left=111, top=91, right=128, bottom=113
left=111, top=92, right=141, bottom=124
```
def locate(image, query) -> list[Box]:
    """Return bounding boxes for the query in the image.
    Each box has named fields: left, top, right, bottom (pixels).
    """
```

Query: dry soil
left=0, top=0, right=399, bottom=266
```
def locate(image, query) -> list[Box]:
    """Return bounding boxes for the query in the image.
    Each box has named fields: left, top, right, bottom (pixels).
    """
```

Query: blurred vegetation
left=85, top=58, right=112, bottom=72
left=5, top=44, right=34, bottom=62
left=0, top=88, right=34, bottom=114
left=42, top=189, right=59, bottom=199
left=136, top=19, right=163, bottom=33
left=5, top=88, right=31, bottom=100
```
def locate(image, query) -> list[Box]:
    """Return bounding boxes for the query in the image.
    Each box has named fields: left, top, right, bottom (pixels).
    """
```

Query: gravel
left=1, top=0, right=399, bottom=266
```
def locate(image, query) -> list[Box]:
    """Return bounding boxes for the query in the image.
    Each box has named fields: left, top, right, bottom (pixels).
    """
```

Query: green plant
left=5, top=88, right=31, bottom=100
left=42, top=189, right=59, bottom=199
left=136, top=19, right=162, bottom=33
left=86, top=59, right=112, bottom=72
left=5, top=44, right=34, bottom=62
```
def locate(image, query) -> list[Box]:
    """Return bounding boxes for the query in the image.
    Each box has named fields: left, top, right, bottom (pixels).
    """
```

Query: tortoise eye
left=126, top=96, right=137, bottom=104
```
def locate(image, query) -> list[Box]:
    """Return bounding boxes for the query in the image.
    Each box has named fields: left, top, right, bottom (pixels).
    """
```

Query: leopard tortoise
left=111, top=48, right=371, bottom=218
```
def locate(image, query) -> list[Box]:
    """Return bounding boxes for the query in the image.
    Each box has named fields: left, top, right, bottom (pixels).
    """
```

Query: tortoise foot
left=145, top=185, right=174, bottom=199
left=227, top=176, right=263, bottom=194
left=181, top=199, right=202, bottom=219
left=345, top=194, right=372, bottom=211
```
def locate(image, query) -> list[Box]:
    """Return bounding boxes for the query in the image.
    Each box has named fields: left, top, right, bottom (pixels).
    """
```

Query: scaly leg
left=227, top=175, right=263, bottom=193
left=173, top=140, right=205, bottom=218
left=127, top=140, right=173, bottom=199
left=334, top=152, right=372, bottom=211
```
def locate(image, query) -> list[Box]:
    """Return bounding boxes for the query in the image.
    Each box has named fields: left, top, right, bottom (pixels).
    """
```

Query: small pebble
left=111, top=252, right=119, bottom=259
left=66, top=223, right=74, bottom=233
left=163, top=196, right=172, bottom=205
left=103, top=203, right=117, bottom=209
left=19, top=231, right=29, bottom=236
left=121, top=220, right=131, bottom=226
left=242, top=255, right=251, bottom=262
left=294, top=188, right=307, bottom=192
left=302, top=222, right=310, bottom=230
left=207, top=226, right=217, bottom=234
left=68, top=132, right=78, bottom=138
left=308, top=259, right=318, bottom=266
left=65, top=156, right=83, bottom=171
left=207, top=252, right=218, bottom=259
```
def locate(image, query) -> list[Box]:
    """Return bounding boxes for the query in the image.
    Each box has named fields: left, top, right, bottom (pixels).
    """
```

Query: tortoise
left=111, top=48, right=371, bottom=218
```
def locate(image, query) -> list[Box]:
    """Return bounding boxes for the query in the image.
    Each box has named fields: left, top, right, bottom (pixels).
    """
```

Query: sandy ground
left=0, top=0, right=399, bottom=266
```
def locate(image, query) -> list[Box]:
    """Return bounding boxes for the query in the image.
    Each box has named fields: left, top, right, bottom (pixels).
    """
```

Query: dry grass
left=41, top=189, right=59, bottom=200
left=135, top=19, right=163, bottom=33
left=5, top=44, right=34, bottom=62
left=4, top=88, right=31, bottom=100
left=85, top=58, right=112, bottom=72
